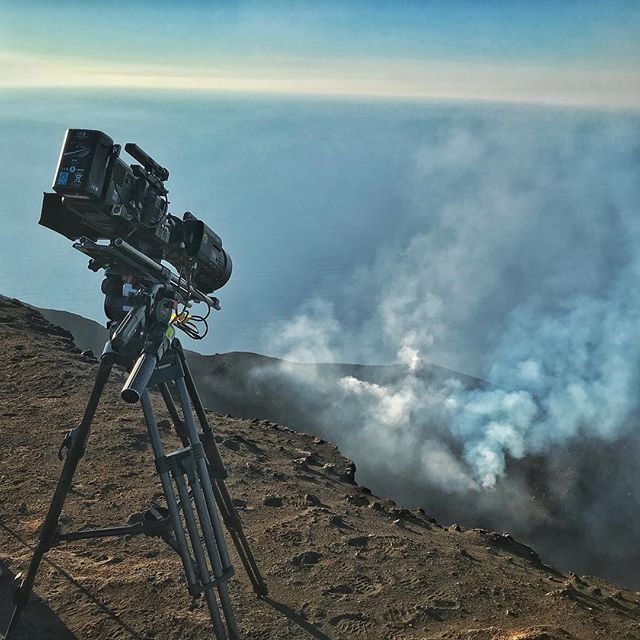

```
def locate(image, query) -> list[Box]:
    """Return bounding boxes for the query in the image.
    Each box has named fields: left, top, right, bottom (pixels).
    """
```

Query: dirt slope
left=1, top=295, right=639, bottom=640
left=36, top=307, right=640, bottom=592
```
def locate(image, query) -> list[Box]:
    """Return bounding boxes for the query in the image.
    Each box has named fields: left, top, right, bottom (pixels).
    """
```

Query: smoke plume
left=257, top=105, right=640, bottom=586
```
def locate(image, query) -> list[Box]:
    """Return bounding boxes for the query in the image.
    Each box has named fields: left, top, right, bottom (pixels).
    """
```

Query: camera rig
left=4, top=131, right=266, bottom=640
left=40, top=128, right=232, bottom=298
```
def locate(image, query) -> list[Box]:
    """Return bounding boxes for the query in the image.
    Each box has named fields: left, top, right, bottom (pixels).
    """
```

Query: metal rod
left=58, top=524, right=142, bottom=541
left=174, top=341, right=227, bottom=477
left=139, top=393, right=200, bottom=598
left=113, top=238, right=217, bottom=307
left=175, top=340, right=268, bottom=596
left=174, top=376, right=240, bottom=638
left=159, top=383, right=190, bottom=447
left=110, top=302, right=147, bottom=352
left=173, top=469, right=228, bottom=640
left=122, top=351, right=159, bottom=403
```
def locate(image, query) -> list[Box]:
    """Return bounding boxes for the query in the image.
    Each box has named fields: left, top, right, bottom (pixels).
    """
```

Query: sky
left=0, top=1, right=638, bottom=363
left=1, top=1, right=639, bottom=108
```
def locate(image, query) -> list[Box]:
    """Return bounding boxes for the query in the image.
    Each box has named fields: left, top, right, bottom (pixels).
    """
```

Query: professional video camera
left=5, top=130, right=266, bottom=640
left=40, top=128, right=231, bottom=296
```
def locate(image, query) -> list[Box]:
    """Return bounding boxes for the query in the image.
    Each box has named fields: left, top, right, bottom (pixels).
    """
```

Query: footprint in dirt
left=329, top=612, right=372, bottom=635
left=351, top=574, right=383, bottom=597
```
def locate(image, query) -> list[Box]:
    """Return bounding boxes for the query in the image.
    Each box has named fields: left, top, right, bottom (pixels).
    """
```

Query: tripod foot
left=5, top=573, right=31, bottom=639
left=9, top=573, right=22, bottom=598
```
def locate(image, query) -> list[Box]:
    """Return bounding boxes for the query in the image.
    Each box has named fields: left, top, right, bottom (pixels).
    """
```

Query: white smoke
left=263, top=299, right=478, bottom=492
left=264, top=106, right=640, bottom=488
left=266, top=298, right=341, bottom=366
left=453, top=267, right=640, bottom=486
left=257, top=105, right=640, bottom=582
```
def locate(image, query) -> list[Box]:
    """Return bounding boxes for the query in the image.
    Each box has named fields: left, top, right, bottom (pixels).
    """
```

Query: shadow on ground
left=263, top=597, right=333, bottom=640
left=0, top=522, right=148, bottom=640
left=0, top=560, right=78, bottom=640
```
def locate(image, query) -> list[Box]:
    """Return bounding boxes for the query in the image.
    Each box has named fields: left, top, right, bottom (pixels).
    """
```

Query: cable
left=171, top=264, right=211, bottom=340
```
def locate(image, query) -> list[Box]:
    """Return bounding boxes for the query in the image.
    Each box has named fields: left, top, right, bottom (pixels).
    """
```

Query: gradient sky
left=1, top=1, right=639, bottom=107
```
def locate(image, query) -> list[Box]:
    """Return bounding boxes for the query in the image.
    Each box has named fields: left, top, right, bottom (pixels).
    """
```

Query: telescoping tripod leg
left=171, top=340, right=267, bottom=597
left=139, top=392, right=235, bottom=640
left=140, top=371, right=241, bottom=640
left=5, top=354, right=114, bottom=640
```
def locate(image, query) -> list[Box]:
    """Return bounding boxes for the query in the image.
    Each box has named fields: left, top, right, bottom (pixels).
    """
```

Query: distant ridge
left=37, top=305, right=481, bottom=421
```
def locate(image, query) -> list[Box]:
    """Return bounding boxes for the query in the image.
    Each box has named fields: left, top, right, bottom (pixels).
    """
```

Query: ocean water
left=0, top=89, right=429, bottom=355
left=1, top=89, right=637, bottom=371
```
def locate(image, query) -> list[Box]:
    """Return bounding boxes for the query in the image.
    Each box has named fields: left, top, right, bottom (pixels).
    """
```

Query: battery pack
left=53, top=129, right=114, bottom=200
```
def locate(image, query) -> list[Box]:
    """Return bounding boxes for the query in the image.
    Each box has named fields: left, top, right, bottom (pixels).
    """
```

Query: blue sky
left=1, top=1, right=639, bottom=106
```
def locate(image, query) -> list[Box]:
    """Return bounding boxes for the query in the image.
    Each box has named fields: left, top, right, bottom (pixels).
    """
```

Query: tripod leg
left=173, top=376, right=241, bottom=639
left=172, top=470, right=229, bottom=637
left=173, top=342, right=268, bottom=596
left=209, top=474, right=268, bottom=596
left=139, top=392, right=229, bottom=640
left=5, top=354, right=114, bottom=639
left=159, top=383, right=189, bottom=447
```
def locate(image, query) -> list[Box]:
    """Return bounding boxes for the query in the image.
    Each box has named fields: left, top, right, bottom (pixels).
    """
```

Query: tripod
left=5, top=325, right=267, bottom=640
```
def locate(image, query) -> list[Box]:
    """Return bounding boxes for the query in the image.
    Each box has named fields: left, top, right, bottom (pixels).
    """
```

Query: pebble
left=346, top=494, right=370, bottom=507
left=328, top=515, right=348, bottom=528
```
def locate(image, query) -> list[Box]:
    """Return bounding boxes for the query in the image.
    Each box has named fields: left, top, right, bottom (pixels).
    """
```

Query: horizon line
left=2, top=83, right=639, bottom=114
left=2, top=52, right=638, bottom=111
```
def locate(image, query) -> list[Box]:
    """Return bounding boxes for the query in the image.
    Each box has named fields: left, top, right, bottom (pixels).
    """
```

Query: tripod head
left=74, top=236, right=218, bottom=402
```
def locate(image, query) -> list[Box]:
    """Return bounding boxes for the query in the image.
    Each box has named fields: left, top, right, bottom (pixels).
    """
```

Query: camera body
left=40, top=129, right=231, bottom=293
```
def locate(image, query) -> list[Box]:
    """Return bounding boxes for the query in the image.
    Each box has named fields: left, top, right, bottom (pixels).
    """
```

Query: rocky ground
left=37, top=306, right=640, bottom=593
left=1, top=295, right=639, bottom=640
